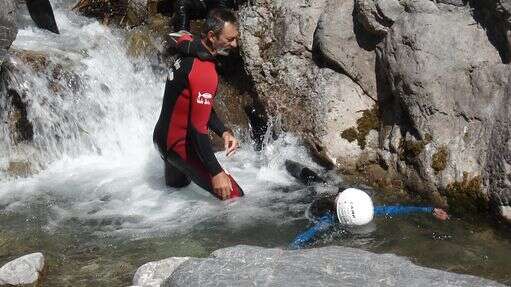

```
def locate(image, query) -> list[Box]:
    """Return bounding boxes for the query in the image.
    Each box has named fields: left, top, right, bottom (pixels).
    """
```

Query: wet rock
left=238, top=0, right=377, bottom=169
left=126, top=30, right=158, bottom=59
left=378, top=4, right=510, bottom=213
left=158, top=245, right=504, bottom=286
left=73, top=0, right=148, bottom=27
left=133, top=257, right=190, bottom=287
left=285, top=160, right=326, bottom=185
left=0, top=0, right=17, bottom=66
left=314, top=0, right=379, bottom=100
left=0, top=252, right=46, bottom=286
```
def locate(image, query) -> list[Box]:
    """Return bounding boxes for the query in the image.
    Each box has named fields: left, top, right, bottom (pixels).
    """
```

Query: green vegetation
left=431, top=146, right=448, bottom=173
left=340, top=107, right=379, bottom=149
left=399, top=133, right=432, bottom=163
left=445, top=172, right=488, bottom=215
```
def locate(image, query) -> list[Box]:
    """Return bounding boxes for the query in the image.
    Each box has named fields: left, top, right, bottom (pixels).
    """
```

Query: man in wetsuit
left=153, top=9, right=243, bottom=200
left=173, top=0, right=243, bottom=32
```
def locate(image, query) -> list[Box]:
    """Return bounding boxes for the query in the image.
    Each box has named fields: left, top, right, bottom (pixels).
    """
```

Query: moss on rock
left=341, top=127, right=358, bottom=143
left=399, top=134, right=432, bottom=163
left=340, top=106, right=379, bottom=149
left=444, top=172, right=488, bottom=215
left=431, top=146, right=448, bottom=173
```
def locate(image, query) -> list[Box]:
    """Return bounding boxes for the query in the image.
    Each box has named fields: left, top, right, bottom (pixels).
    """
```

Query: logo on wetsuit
left=197, top=92, right=212, bottom=105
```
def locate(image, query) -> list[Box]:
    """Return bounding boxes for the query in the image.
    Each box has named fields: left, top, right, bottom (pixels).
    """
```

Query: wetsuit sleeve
left=188, top=62, right=223, bottom=176
left=373, top=206, right=434, bottom=217
left=208, top=109, right=228, bottom=137
left=290, top=213, right=335, bottom=249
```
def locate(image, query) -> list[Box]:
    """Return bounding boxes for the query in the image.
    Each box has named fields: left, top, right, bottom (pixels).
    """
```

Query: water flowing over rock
left=0, top=252, right=46, bottom=286
left=238, top=0, right=378, bottom=170
left=0, top=0, right=17, bottom=66
left=73, top=0, right=148, bottom=27
left=132, top=245, right=505, bottom=287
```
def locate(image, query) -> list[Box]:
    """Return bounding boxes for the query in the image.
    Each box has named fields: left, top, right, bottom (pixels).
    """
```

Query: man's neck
left=201, top=38, right=216, bottom=56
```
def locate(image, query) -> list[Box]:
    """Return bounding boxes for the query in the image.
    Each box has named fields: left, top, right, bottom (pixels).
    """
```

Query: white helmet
left=336, top=188, right=374, bottom=226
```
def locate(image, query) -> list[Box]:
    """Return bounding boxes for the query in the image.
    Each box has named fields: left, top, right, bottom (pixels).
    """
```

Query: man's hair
left=201, top=9, right=238, bottom=38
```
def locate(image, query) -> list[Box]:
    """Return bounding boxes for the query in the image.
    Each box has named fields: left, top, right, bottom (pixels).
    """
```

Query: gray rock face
left=314, top=0, right=378, bottom=100
left=159, top=245, right=504, bottom=287
left=0, top=0, right=17, bottom=65
left=354, top=0, right=404, bottom=36
left=133, top=257, right=190, bottom=287
left=237, top=0, right=511, bottom=220
left=378, top=4, right=511, bottom=215
left=0, top=252, right=46, bottom=286
left=239, top=0, right=377, bottom=169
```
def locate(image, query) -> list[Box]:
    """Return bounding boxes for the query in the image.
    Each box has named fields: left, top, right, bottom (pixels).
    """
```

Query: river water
left=0, top=1, right=510, bottom=286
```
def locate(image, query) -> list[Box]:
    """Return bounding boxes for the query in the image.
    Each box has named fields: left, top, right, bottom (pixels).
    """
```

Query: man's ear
left=207, top=31, right=217, bottom=43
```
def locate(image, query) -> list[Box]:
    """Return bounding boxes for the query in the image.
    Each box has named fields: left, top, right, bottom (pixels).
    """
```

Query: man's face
left=209, top=22, right=239, bottom=56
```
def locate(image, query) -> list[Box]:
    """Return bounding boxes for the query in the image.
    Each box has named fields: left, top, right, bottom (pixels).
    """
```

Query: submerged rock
left=0, top=252, right=46, bottom=286
left=133, top=245, right=504, bottom=287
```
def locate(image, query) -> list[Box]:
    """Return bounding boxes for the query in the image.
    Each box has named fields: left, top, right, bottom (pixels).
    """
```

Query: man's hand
left=433, top=208, right=449, bottom=221
left=211, top=171, right=232, bottom=200
left=222, top=131, right=238, bottom=157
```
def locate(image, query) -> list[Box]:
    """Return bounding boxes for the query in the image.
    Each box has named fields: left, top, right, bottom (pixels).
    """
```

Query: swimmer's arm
left=373, top=206, right=434, bottom=217
left=290, top=213, right=335, bottom=249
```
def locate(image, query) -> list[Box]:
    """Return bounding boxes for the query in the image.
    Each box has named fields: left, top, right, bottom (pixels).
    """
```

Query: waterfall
left=0, top=4, right=164, bottom=176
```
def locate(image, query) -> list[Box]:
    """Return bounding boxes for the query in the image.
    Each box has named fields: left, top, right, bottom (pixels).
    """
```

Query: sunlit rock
left=238, top=0, right=378, bottom=170
left=149, top=245, right=506, bottom=286
left=0, top=252, right=46, bottom=287
left=315, top=0, right=379, bottom=100
left=133, top=257, right=190, bottom=287
left=378, top=2, right=511, bottom=214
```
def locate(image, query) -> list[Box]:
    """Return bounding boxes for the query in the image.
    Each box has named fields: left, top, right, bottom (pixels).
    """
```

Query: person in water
left=290, top=188, right=449, bottom=249
left=172, top=0, right=245, bottom=33
left=153, top=9, right=243, bottom=200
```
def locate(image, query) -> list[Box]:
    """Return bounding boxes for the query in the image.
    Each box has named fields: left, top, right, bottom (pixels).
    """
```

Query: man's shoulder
left=172, top=56, right=195, bottom=73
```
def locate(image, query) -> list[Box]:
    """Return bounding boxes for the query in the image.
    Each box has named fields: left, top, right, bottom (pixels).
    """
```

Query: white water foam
left=0, top=4, right=338, bottom=238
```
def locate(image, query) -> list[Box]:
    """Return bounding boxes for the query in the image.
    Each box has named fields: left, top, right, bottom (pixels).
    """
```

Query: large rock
left=133, top=257, right=190, bottom=287
left=239, top=0, right=378, bottom=169
left=354, top=0, right=404, bottom=37
left=0, top=252, right=46, bottom=286
left=377, top=3, right=511, bottom=217
left=0, top=0, right=17, bottom=66
left=73, top=0, right=148, bottom=27
left=314, top=0, right=378, bottom=100
left=149, top=245, right=505, bottom=286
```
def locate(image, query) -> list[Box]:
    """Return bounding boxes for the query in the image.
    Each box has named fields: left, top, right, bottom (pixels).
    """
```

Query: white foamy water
left=0, top=2, right=337, bottom=238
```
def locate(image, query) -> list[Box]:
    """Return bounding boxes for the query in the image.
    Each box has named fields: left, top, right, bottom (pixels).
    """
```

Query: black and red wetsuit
left=153, top=34, right=244, bottom=200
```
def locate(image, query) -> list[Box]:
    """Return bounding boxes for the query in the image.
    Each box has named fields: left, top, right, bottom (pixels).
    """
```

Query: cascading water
left=1, top=1, right=511, bottom=286
left=0, top=0, right=329, bottom=232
